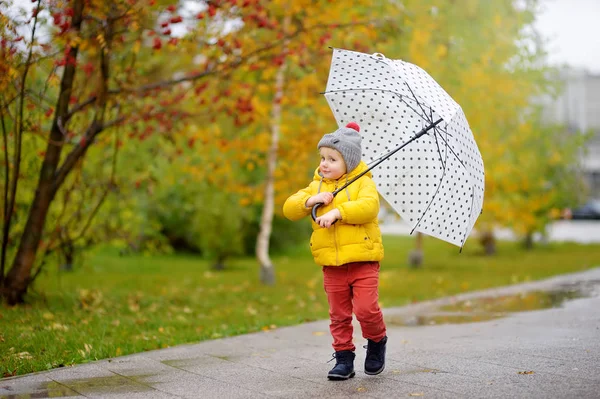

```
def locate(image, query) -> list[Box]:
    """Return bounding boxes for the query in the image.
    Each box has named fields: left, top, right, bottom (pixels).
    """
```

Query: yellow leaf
left=50, top=323, right=69, bottom=331
left=435, top=44, right=447, bottom=58
left=17, top=352, right=33, bottom=360
left=42, top=312, right=55, bottom=320
left=246, top=306, right=258, bottom=316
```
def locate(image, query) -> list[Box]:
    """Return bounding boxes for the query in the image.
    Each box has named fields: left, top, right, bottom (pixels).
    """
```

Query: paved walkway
left=2, top=268, right=600, bottom=398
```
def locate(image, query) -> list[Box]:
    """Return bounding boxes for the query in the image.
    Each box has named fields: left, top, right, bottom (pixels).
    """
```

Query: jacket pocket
left=338, top=224, right=373, bottom=250
left=362, top=225, right=374, bottom=250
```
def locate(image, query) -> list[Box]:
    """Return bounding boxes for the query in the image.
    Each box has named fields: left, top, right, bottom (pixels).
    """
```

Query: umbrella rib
left=411, top=120, right=471, bottom=241
left=410, top=114, right=452, bottom=235
left=398, top=97, right=434, bottom=124
left=432, top=125, right=447, bottom=171
left=432, top=125, right=477, bottom=249
left=431, top=128, right=468, bottom=171
left=430, top=109, right=448, bottom=170
left=396, top=96, right=456, bottom=140
left=410, top=132, right=450, bottom=236
left=403, top=81, right=431, bottom=125
left=459, top=185, right=477, bottom=249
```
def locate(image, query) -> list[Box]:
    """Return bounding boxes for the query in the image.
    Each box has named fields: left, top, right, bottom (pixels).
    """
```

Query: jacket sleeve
left=283, top=181, right=318, bottom=221
left=337, top=177, right=379, bottom=225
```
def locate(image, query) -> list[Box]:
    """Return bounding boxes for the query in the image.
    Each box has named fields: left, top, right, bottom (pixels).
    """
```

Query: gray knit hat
left=317, top=122, right=362, bottom=173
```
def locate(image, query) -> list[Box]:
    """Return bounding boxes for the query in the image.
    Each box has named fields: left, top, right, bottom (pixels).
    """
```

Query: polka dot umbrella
left=318, top=48, right=485, bottom=248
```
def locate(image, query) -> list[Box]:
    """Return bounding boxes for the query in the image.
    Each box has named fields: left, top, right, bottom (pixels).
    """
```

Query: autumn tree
left=3, top=0, right=374, bottom=304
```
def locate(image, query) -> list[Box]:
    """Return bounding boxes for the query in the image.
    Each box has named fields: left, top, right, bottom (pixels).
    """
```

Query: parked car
left=570, top=200, right=600, bottom=220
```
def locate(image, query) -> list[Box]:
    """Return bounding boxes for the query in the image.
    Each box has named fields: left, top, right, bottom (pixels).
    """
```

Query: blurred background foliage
left=0, top=0, right=591, bottom=291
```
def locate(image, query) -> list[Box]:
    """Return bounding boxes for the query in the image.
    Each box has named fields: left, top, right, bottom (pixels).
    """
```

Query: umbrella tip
left=346, top=122, right=360, bottom=132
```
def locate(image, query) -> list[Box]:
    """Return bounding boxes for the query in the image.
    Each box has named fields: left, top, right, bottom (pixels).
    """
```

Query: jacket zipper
left=334, top=183, right=339, bottom=265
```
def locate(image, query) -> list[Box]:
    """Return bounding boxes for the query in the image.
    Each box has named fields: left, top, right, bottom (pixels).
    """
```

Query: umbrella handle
left=311, top=202, right=339, bottom=225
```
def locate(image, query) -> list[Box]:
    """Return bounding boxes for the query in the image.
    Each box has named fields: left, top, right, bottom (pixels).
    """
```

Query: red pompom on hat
left=345, top=122, right=360, bottom=132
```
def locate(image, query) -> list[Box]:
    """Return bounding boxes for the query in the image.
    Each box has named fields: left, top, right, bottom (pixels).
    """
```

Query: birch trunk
left=255, top=15, right=290, bottom=285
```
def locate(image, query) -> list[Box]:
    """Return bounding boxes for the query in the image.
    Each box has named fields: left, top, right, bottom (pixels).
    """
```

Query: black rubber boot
left=327, top=350, right=356, bottom=380
left=364, top=336, right=387, bottom=375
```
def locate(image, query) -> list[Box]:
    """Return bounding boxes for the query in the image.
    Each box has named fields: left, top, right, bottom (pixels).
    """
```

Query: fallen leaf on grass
left=17, top=351, right=33, bottom=360
left=246, top=305, right=258, bottom=316
left=48, top=323, right=69, bottom=332
left=42, top=312, right=54, bottom=320
left=518, top=370, right=534, bottom=375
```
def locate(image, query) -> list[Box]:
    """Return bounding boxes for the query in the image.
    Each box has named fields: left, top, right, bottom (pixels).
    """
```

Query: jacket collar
left=313, top=161, right=371, bottom=183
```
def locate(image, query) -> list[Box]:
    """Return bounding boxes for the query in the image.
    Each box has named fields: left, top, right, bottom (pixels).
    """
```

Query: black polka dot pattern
left=324, top=49, right=485, bottom=247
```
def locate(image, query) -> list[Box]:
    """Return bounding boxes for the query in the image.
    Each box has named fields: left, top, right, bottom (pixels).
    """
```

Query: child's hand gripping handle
left=311, top=203, right=339, bottom=225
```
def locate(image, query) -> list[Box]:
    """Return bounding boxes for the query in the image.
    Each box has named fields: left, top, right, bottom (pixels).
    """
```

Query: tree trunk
left=479, top=230, right=496, bottom=256
left=523, top=232, right=534, bottom=250
left=255, top=15, right=291, bottom=286
left=59, top=241, right=75, bottom=272
left=2, top=0, right=85, bottom=305
left=408, top=232, right=424, bottom=268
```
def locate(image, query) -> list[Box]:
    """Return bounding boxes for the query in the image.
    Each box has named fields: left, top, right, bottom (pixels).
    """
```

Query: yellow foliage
left=435, top=44, right=447, bottom=59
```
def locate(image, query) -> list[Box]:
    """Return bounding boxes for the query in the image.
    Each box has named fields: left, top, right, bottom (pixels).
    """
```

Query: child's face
left=319, top=147, right=347, bottom=180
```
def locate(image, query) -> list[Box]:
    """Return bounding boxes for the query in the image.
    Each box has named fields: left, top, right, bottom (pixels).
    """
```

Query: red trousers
left=322, top=261, right=386, bottom=352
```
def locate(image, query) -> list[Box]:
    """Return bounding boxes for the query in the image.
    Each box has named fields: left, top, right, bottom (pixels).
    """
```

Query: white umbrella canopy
left=323, top=48, right=485, bottom=248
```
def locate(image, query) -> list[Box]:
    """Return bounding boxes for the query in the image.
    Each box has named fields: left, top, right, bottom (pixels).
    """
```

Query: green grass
left=2, top=235, right=600, bottom=377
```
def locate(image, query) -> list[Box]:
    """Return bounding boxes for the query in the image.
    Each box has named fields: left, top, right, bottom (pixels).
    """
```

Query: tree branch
left=65, top=96, right=98, bottom=122
left=2, top=0, right=42, bottom=283
left=0, top=97, right=10, bottom=284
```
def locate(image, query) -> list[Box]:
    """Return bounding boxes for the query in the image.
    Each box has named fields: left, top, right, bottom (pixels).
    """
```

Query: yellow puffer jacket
left=283, top=161, right=384, bottom=266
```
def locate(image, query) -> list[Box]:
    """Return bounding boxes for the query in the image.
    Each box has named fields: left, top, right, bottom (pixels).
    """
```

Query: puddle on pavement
left=0, top=374, right=156, bottom=399
left=386, top=281, right=596, bottom=327
left=0, top=381, right=79, bottom=399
